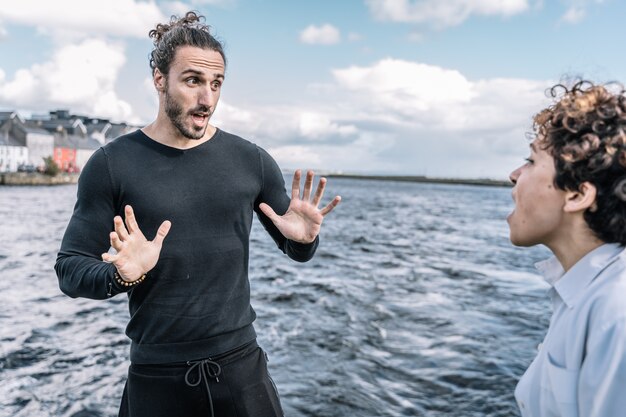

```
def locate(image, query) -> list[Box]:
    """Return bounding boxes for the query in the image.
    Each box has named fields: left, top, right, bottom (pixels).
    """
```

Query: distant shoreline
left=325, top=173, right=511, bottom=187
left=0, top=171, right=511, bottom=188
left=0, top=172, right=79, bottom=186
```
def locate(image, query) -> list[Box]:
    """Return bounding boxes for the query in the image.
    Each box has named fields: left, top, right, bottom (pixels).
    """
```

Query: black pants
left=118, top=341, right=284, bottom=417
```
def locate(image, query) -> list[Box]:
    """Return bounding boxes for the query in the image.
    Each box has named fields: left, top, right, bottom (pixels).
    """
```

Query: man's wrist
left=114, top=271, right=147, bottom=287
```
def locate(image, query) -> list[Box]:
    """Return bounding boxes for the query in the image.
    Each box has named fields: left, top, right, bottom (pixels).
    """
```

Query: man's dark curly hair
left=534, top=80, right=626, bottom=245
left=148, top=11, right=226, bottom=76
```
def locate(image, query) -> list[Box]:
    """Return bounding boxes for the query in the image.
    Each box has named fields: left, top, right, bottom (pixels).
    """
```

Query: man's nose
left=198, top=87, right=217, bottom=106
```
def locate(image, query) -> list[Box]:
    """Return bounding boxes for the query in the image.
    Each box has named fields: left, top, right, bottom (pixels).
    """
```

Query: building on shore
left=0, top=109, right=139, bottom=173
left=0, top=111, right=54, bottom=172
left=0, top=112, right=29, bottom=172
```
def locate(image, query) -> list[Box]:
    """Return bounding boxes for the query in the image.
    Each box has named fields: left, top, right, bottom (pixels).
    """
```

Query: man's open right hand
left=101, top=205, right=171, bottom=282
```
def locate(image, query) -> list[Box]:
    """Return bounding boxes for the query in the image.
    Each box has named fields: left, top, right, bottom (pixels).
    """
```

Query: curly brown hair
left=148, top=11, right=226, bottom=76
left=534, top=80, right=626, bottom=245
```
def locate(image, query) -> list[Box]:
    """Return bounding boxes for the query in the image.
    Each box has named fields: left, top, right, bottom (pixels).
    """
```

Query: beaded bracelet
left=114, top=271, right=147, bottom=287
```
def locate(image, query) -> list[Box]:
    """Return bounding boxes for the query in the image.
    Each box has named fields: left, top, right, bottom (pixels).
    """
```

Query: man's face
left=507, top=139, right=568, bottom=247
left=161, top=46, right=225, bottom=140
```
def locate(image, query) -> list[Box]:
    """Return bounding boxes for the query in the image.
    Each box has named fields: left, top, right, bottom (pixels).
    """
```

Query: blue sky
left=0, top=0, right=623, bottom=179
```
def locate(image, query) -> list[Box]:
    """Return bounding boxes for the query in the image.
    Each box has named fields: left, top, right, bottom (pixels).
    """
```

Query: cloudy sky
left=0, top=0, right=623, bottom=179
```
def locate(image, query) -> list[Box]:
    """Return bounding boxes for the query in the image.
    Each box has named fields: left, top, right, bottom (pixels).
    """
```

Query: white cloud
left=560, top=6, right=585, bottom=23
left=0, top=0, right=167, bottom=39
left=162, top=0, right=237, bottom=14
left=407, top=32, right=425, bottom=42
left=162, top=1, right=197, bottom=16
left=266, top=131, right=398, bottom=173
left=332, top=59, right=548, bottom=132
left=0, top=38, right=135, bottom=122
left=326, top=59, right=550, bottom=177
left=212, top=58, right=551, bottom=178
left=266, top=145, right=323, bottom=168
left=555, top=0, right=607, bottom=25
left=299, top=24, right=341, bottom=45
left=266, top=142, right=398, bottom=173
left=213, top=102, right=357, bottom=143
left=299, top=112, right=357, bottom=138
left=333, top=59, right=475, bottom=114
left=348, top=32, right=363, bottom=42
left=365, top=0, right=530, bottom=28
left=144, top=76, right=158, bottom=102
left=189, top=0, right=236, bottom=4
left=212, top=101, right=272, bottom=137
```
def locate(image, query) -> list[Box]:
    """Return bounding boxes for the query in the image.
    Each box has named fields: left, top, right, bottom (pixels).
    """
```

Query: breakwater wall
left=326, top=174, right=511, bottom=187
left=0, top=172, right=79, bottom=186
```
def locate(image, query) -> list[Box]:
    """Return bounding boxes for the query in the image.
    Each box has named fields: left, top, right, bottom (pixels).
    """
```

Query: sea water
left=0, top=178, right=551, bottom=417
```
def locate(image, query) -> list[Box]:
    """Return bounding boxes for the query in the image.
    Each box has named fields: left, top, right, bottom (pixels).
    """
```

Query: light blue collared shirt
left=515, top=243, right=626, bottom=417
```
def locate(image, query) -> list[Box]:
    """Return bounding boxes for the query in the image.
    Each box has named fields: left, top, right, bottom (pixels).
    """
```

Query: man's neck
left=142, top=116, right=217, bottom=150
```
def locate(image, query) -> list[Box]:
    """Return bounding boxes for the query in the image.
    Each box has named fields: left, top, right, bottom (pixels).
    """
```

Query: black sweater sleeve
left=54, top=148, right=127, bottom=299
left=254, top=146, right=319, bottom=262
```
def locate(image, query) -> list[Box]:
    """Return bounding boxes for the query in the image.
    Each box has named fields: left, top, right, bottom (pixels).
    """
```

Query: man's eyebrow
left=529, top=142, right=537, bottom=152
left=181, top=69, right=203, bottom=76
left=180, top=69, right=224, bottom=79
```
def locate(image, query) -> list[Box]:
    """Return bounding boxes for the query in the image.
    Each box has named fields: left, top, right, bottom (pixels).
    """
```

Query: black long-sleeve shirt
left=55, top=129, right=318, bottom=364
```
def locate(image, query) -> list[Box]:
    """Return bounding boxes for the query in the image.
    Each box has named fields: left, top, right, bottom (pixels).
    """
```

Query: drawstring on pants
left=185, top=358, right=222, bottom=417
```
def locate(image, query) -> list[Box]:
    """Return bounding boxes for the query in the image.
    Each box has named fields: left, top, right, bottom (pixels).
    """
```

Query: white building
left=0, top=112, right=55, bottom=169
left=0, top=112, right=29, bottom=172
left=24, top=129, right=55, bottom=168
left=0, top=135, right=28, bottom=172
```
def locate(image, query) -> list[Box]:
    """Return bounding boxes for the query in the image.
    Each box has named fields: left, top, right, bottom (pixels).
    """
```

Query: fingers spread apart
left=291, top=170, right=302, bottom=199
left=320, top=195, right=342, bottom=216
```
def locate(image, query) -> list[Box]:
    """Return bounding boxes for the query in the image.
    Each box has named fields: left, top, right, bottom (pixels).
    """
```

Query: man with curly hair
left=509, top=81, right=626, bottom=417
left=55, top=11, right=340, bottom=417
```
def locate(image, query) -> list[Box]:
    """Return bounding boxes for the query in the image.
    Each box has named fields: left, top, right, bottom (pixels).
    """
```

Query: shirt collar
left=534, top=243, right=624, bottom=308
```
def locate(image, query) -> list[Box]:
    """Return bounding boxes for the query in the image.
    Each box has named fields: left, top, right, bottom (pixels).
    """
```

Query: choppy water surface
left=0, top=178, right=551, bottom=417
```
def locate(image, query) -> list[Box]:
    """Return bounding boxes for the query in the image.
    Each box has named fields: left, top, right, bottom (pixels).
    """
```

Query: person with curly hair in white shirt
left=509, top=80, right=626, bottom=417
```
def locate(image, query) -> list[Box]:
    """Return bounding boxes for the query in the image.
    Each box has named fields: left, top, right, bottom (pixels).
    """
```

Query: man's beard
left=164, top=87, right=211, bottom=140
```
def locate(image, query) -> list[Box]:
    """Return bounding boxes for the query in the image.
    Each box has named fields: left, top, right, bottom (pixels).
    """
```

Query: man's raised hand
left=259, top=170, right=341, bottom=244
left=101, top=205, right=171, bottom=282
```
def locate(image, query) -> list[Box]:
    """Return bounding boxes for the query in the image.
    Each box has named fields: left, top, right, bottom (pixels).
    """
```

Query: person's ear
left=154, top=69, right=166, bottom=93
left=564, top=181, right=597, bottom=213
